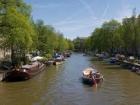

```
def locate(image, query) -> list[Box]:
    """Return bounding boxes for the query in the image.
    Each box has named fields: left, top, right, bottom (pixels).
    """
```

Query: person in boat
left=89, top=70, right=93, bottom=78
left=95, top=72, right=101, bottom=78
left=12, top=65, right=20, bottom=71
left=89, top=71, right=97, bottom=85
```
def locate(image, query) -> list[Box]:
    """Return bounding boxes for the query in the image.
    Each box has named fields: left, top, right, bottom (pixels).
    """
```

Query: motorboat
left=82, top=67, right=103, bottom=85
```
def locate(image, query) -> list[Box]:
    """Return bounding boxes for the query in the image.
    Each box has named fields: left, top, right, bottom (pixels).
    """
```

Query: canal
left=0, top=53, right=140, bottom=105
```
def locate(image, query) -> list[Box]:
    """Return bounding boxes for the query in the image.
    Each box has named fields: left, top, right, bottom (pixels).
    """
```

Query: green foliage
left=0, top=0, right=36, bottom=65
left=35, top=20, right=72, bottom=56
left=44, top=54, right=52, bottom=60
left=80, top=17, right=140, bottom=56
left=0, top=0, right=73, bottom=65
left=6, top=8, right=34, bottom=48
left=67, top=39, right=74, bottom=50
left=121, top=16, right=140, bottom=56
left=73, top=37, right=86, bottom=52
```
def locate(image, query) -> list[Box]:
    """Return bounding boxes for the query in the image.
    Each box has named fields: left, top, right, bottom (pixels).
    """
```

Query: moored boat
left=53, top=61, right=63, bottom=65
left=53, top=55, right=65, bottom=65
left=64, top=52, right=71, bottom=57
left=46, top=60, right=54, bottom=66
left=3, top=61, right=45, bottom=82
left=82, top=67, right=103, bottom=85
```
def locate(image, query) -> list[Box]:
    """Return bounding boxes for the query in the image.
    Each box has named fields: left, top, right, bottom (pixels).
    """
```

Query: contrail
left=53, top=10, right=85, bottom=26
left=78, top=0, right=95, bottom=19
left=101, top=3, right=110, bottom=19
left=54, top=0, right=97, bottom=26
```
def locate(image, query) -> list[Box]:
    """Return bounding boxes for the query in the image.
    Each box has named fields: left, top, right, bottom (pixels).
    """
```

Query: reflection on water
left=0, top=53, right=140, bottom=105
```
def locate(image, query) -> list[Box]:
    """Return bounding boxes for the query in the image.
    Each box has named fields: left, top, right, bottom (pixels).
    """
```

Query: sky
left=25, top=0, right=140, bottom=39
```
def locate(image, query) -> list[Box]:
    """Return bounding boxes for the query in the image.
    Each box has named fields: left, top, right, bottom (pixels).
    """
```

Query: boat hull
left=53, top=61, right=63, bottom=65
left=3, top=71, right=30, bottom=82
left=82, top=76, right=102, bottom=85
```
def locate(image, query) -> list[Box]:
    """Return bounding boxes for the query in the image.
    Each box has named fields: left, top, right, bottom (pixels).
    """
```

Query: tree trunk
left=11, top=46, right=15, bottom=66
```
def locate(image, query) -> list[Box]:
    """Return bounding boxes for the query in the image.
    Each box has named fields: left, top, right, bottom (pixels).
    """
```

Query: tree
left=0, top=0, right=35, bottom=65
left=88, top=20, right=121, bottom=54
left=121, top=15, right=140, bottom=56
left=35, top=20, right=70, bottom=57
left=73, top=37, right=86, bottom=52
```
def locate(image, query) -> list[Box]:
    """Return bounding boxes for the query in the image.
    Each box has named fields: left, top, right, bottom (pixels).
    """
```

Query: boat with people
left=82, top=67, right=103, bottom=85
left=3, top=60, right=45, bottom=82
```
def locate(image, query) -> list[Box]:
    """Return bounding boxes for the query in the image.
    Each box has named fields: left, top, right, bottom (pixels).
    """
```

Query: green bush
left=44, top=54, right=52, bottom=60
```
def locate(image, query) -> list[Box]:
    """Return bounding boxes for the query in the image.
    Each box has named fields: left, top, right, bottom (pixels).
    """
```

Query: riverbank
left=91, top=53, right=140, bottom=75
left=0, top=51, right=72, bottom=82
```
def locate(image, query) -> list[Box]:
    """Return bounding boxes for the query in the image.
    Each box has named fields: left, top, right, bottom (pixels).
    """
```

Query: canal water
left=0, top=53, right=140, bottom=105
